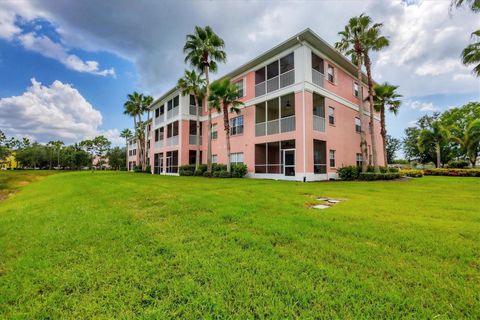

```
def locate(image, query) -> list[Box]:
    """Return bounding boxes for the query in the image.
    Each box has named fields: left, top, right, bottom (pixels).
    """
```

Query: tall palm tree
left=418, top=121, right=450, bottom=168
left=452, top=119, right=480, bottom=167
left=177, top=70, right=206, bottom=171
left=183, top=26, right=226, bottom=173
left=123, top=92, right=147, bottom=170
left=450, top=0, right=480, bottom=12
left=140, top=95, right=153, bottom=170
left=359, top=15, right=390, bottom=171
left=335, top=15, right=370, bottom=172
left=462, top=30, right=480, bottom=77
left=209, top=78, right=244, bottom=173
left=120, top=128, right=133, bottom=169
left=373, top=83, right=402, bottom=165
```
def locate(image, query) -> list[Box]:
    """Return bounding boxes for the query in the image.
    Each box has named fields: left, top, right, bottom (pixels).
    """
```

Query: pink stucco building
left=127, top=29, right=385, bottom=181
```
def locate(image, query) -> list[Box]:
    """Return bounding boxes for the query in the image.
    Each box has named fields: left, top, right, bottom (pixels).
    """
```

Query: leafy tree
left=462, top=30, right=480, bottom=77
left=451, top=119, right=480, bottom=167
left=373, top=83, right=402, bottom=165
left=418, top=121, right=451, bottom=168
left=209, top=78, right=244, bottom=173
left=123, top=92, right=149, bottom=170
left=184, top=26, right=226, bottom=173
left=385, top=135, right=401, bottom=164
left=107, top=147, right=126, bottom=170
left=177, top=69, right=206, bottom=171
left=335, top=15, right=370, bottom=173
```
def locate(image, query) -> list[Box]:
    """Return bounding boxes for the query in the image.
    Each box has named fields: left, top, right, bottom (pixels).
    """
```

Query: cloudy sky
left=0, top=0, right=478, bottom=146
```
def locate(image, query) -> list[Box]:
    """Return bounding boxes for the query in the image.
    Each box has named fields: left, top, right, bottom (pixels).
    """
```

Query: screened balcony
left=254, top=139, right=296, bottom=176
left=166, top=95, right=180, bottom=119
left=189, top=94, right=203, bottom=116
left=189, top=120, right=202, bottom=145
left=312, top=93, right=326, bottom=132
left=255, top=93, right=295, bottom=137
left=311, top=52, right=325, bottom=88
left=255, top=52, right=295, bottom=97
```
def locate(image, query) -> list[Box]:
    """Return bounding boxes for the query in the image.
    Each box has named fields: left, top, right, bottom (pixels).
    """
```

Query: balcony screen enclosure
left=255, top=139, right=295, bottom=175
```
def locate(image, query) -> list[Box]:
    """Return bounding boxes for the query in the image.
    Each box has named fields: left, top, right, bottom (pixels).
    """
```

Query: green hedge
left=358, top=172, right=401, bottom=180
left=423, top=168, right=480, bottom=177
left=400, top=169, right=423, bottom=178
left=447, top=160, right=469, bottom=169
left=337, top=166, right=399, bottom=181
left=179, top=163, right=248, bottom=178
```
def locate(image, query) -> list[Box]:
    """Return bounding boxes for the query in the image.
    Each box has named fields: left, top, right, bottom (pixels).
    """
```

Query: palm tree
left=373, top=83, right=402, bottom=165
left=450, top=0, right=480, bottom=12
left=462, top=30, right=480, bottom=77
left=452, top=119, right=480, bottom=167
left=358, top=15, right=390, bottom=171
left=183, top=26, right=226, bottom=173
left=209, top=78, right=244, bottom=173
left=418, top=121, right=450, bottom=168
left=335, top=15, right=370, bottom=172
left=123, top=92, right=148, bottom=170
left=177, top=70, right=206, bottom=171
left=120, top=128, right=133, bottom=169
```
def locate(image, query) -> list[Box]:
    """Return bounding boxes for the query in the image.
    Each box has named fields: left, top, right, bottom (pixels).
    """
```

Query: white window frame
left=353, top=82, right=359, bottom=97
left=329, top=150, right=336, bottom=168
left=356, top=153, right=363, bottom=167
left=327, top=64, right=335, bottom=83
left=211, top=154, right=218, bottom=164
left=234, top=79, right=245, bottom=98
left=355, top=117, right=361, bottom=133
left=230, top=116, right=244, bottom=136
left=211, top=123, right=218, bottom=140
left=328, top=106, right=335, bottom=125
left=230, top=152, right=244, bottom=164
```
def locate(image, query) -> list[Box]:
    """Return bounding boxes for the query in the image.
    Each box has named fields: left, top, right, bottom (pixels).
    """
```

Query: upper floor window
left=211, top=123, right=218, bottom=140
left=353, top=82, right=359, bottom=97
left=230, top=116, right=244, bottom=136
left=329, top=150, right=336, bottom=168
left=154, top=129, right=159, bottom=142
left=356, top=153, right=363, bottom=167
left=311, top=53, right=324, bottom=74
left=355, top=117, right=361, bottom=133
left=234, top=79, right=244, bottom=98
left=254, top=52, right=295, bottom=97
left=313, top=93, right=325, bottom=117
left=230, top=152, right=244, bottom=164
left=189, top=94, right=196, bottom=106
left=167, top=121, right=179, bottom=138
left=280, top=52, right=294, bottom=73
left=159, top=127, right=164, bottom=140
left=211, top=154, right=218, bottom=164
left=328, top=107, right=335, bottom=125
left=155, top=108, right=159, bottom=118
left=327, top=64, right=335, bottom=83
left=167, top=95, right=179, bottom=111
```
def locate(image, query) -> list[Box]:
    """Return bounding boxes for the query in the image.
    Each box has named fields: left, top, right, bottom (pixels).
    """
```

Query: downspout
left=297, top=36, right=307, bottom=182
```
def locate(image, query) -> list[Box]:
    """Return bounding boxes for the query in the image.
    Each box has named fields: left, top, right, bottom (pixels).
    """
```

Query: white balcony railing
left=154, top=140, right=164, bottom=149
left=155, top=114, right=165, bottom=125
left=255, top=69, right=295, bottom=97
left=189, top=105, right=202, bottom=116
left=166, top=107, right=179, bottom=119
left=189, top=135, right=202, bottom=145
left=166, top=135, right=179, bottom=146
left=313, top=115, right=326, bottom=132
left=312, top=69, right=325, bottom=88
left=255, top=115, right=296, bottom=137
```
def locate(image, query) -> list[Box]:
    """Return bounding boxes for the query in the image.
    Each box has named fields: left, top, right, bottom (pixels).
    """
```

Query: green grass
left=0, top=171, right=479, bottom=318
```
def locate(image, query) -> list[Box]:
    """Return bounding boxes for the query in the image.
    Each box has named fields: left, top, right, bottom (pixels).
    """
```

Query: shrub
left=400, top=169, right=423, bottom=178
left=358, top=172, right=401, bottom=180
left=447, top=160, right=469, bottom=169
left=217, top=170, right=231, bottom=178
left=212, top=163, right=227, bottom=172
left=203, top=171, right=211, bottom=178
left=133, top=166, right=142, bottom=173
left=337, top=166, right=359, bottom=181
left=231, top=164, right=248, bottom=178
left=145, top=165, right=151, bottom=173
left=179, top=164, right=195, bottom=176
left=212, top=171, right=220, bottom=178
left=194, top=169, right=203, bottom=176
left=423, top=168, right=480, bottom=177
left=197, top=164, right=208, bottom=174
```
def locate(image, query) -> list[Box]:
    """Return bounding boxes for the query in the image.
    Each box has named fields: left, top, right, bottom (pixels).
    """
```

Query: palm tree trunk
left=356, top=54, right=368, bottom=173
left=204, top=65, right=212, bottom=173
left=223, top=105, right=231, bottom=173
left=436, top=142, right=441, bottom=168
left=364, top=54, right=380, bottom=172
left=195, top=96, right=201, bottom=171
left=380, top=105, right=388, bottom=165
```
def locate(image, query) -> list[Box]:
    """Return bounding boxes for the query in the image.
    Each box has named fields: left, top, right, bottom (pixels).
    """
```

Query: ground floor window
left=166, top=150, right=178, bottom=173
left=329, top=150, right=336, bottom=168
left=154, top=153, right=163, bottom=174
left=189, top=150, right=203, bottom=165
left=313, top=140, right=327, bottom=174
left=212, top=154, right=218, bottom=164
left=255, top=139, right=295, bottom=175
left=230, top=152, right=244, bottom=164
left=356, top=153, right=363, bottom=167
left=128, top=161, right=136, bottom=170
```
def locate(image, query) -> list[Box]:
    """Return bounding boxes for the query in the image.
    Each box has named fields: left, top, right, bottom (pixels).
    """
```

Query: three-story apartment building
left=128, top=28, right=385, bottom=181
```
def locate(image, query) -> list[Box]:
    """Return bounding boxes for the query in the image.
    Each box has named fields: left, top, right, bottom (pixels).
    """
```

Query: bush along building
left=127, top=29, right=385, bottom=181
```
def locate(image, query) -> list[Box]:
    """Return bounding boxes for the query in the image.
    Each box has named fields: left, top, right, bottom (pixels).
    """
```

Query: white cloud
left=407, top=100, right=439, bottom=112
left=17, top=32, right=115, bottom=76
left=0, top=79, right=119, bottom=144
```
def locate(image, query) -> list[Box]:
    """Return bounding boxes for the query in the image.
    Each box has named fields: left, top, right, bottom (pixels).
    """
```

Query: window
left=313, top=93, right=325, bottom=117
left=230, top=116, right=244, bottom=135
left=355, top=117, right=361, bottom=133
left=356, top=153, right=363, bottom=167
left=267, top=61, right=279, bottom=80
left=160, top=105, right=164, bottom=116
left=211, top=154, right=218, bottom=164
left=328, top=107, right=335, bottom=125
left=280, top=52, right=294, bottom=73
left=189, top=150, right=203, bottom=165
left=230, top=152, right=244, bottom=164
left=329, top=150, right=336, bottom=168
left=254, top=52, right=295, bottom=97
left=154, top=129, right=159, bottom=142
left=155, top=108, right=159, bottom=118
left=255, top=67, right=266, bottom=85
left=211, top=124, right=218, bottom=140
left=167, top=121, right=179, bottom=138
left=173, top=95, right=179, bottom=107
left=189, top=94, right=196, bottom=106
left=311, top=52, right=324, bottom=73
left=353, top=82, right=359, bottom=97
left=234, top=79, right=244, bottom=97
left=327, top=65, right=335, bottom=83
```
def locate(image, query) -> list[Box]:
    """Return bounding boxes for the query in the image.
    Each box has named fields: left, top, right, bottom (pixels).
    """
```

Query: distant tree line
left=0, top=131, right=126, bottom=170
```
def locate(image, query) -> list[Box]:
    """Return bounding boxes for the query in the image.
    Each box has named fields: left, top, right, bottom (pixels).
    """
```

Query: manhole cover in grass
left=309, top=197, right=344, bottom=209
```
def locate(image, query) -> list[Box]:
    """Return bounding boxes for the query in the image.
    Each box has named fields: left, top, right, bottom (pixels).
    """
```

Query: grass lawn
left=0, top=171, right=479, bottom=318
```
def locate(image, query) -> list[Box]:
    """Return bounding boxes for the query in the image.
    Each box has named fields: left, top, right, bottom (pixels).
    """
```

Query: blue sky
left=0, top=0, right=478, bottom=148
